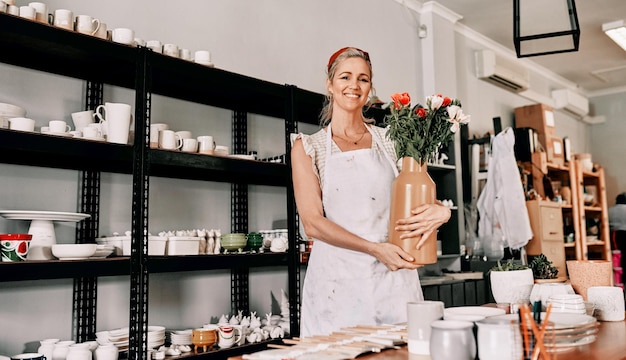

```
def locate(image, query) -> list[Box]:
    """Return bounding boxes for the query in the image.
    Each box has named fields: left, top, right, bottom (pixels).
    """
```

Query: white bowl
left=51, top=244, right=97, bottom=259
left=0, top=102, right=26, bottom=116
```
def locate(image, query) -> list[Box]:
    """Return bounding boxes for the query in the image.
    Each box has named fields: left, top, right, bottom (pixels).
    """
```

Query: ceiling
left=433, top=0, right=626, bottom=96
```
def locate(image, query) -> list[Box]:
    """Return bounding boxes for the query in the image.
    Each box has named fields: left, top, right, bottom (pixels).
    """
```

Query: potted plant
left=529, top=254, right=574, bottom=309
left=529, top=253, right=560, bottom=282
left=488, top=259, right=534, bottom=304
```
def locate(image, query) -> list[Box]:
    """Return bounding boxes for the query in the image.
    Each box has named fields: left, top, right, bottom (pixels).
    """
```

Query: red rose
left=442, top=97, right=451, bottom=107
left=391, top=92, right=411, bottom=109
left=415, top=107, right=427, bottom=118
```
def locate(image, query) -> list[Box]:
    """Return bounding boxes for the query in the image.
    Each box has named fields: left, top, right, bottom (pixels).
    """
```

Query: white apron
left=300, top=124, right=423, bottom=337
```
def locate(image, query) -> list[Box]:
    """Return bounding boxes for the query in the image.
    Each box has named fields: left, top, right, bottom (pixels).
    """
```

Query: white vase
left=489, top=268, right=534, bottom=304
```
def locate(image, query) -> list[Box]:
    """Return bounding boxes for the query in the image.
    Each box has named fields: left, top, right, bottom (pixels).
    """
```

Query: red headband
left=327, top=47, right=370, bottom=71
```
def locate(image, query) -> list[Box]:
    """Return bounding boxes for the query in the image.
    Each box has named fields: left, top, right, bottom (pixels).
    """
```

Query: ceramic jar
left=566, top=260, right=612, bottom=300
left=52, top=341, right=75, bottom=360
left=489, top=268, right=534, bottom=304
left=429, top=320, right=476, bottom=360
left=37, top=339, right=59, bottom=360
left=94, top=345, right=117, bottom=360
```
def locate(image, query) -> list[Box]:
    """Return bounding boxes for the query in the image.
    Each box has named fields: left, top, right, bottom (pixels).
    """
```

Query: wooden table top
left=228, top=316, right=626, bottom=360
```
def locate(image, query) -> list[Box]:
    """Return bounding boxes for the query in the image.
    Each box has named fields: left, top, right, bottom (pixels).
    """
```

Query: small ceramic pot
left=566, top=260, right=612, bottom=300
left=192, top=328, right=216, bottom=353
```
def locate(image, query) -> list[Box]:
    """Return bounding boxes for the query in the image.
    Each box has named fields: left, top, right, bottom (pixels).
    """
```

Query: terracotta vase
left=388, top=157, right=437, bottom=264
left=566, top=260, right=613, bottom=300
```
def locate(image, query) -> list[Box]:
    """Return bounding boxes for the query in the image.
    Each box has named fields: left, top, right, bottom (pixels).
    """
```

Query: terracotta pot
left=566, top=260, right=612, bottom=300
left=388, top=157, right=437, bottom=264
left=192, top=328, right=216, bottom=353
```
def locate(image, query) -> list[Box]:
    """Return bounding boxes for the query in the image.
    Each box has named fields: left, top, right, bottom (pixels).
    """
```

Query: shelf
left=0, top=13, right=136, bottom=88
left=0, top=258, right=130, bottom=282
left=0, top=129, right=133, bottom=173
left=149, top=150, right=288, bottom=186
left=148, top=252, right=289, bottom=273
left=564, top=242, right=576, bottom=248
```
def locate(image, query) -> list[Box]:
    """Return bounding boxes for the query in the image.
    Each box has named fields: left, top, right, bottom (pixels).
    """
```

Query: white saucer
left=46, top=131, right=74, bottom=138
left=83, top=136, right=105, bottom=142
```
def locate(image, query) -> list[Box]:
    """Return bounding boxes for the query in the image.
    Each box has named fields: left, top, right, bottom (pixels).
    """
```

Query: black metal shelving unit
left=0, top=12, right=328, bottom=360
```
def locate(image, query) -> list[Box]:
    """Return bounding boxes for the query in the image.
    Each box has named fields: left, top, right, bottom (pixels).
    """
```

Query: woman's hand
left=369, top=242, right=423, bottom=271
left=394, top=203, right=451, bottom=250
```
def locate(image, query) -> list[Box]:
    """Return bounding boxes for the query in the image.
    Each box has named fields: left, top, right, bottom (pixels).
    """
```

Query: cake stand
left=0, top=210, right=91, bottom=260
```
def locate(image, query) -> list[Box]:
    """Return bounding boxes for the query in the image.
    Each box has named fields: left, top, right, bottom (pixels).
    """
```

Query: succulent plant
left=489, top=259, right=529, bottom=273
left=529, top=253, right=559, bottom=279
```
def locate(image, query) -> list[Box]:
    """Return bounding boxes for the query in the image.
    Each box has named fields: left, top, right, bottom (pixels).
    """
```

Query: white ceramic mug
left=112, top=28, right=134, bottom=45
left=9, top=117, right=35, bottom=132
left=18, top=5, right=36, bottom=20
left=49, top=120, right=71, bottom=133
left=94, top=22, right=108, bottom=40
left=95, top=102, right=132, bottom=144
left=159, top=129, right=182, bottom=150
left=407, top=301, right=444, bottom=355
left=175, top=130, right=192, bottom=139
left=146, top=40, right=162, bottom=53
left=0, top=1, right=7, bottom=14
left=82, top=126, right=101, bottom=139
left=7, top=4, right=18, bottom=15
left=53, top=9, right=73, bottom=30
left=194, top=50, right=211, bottom=64
left=181, top=138, right=198, bottom=153
left=149, top=123, right=169, bottom=148
left=197, top=135, right=215, bottom=154
left=429, top=320, right=476, bottom=360
left=216, top=325, right=241, bottom=349
left=27, top=2, right=46, bottom=23
left=74, top=15, right=100, bottom=35
left=179, top=48, right=192, bottom=60
left=163, top=43, right=179, bottom=57
left=476, top=317, right=523, bottom=360
left=71, top=110, right=95, bottom=131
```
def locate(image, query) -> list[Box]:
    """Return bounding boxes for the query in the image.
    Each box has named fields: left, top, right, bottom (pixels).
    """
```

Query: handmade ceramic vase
left=489, top=268, right=534, bottom=304
left=388, top=157, right=437, bottom=264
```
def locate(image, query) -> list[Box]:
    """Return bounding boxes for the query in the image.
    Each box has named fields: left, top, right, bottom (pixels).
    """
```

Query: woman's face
left=327, top=57, right=372, bottom=114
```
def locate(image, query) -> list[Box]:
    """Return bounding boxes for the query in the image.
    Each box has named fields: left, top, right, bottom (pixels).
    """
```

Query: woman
left=291, top=47, right=451, bottom=337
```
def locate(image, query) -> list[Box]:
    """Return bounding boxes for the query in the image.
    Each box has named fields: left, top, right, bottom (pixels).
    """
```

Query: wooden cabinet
left=525, top=200, right=567, bottom=278
left=573, top=160, right=612, bottom=261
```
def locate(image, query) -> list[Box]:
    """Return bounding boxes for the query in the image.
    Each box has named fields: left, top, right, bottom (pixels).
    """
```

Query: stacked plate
left=95, top=326, right=166, bottom=351
left=0, top=102, right=26, bottom=129
left=543, top=313, right=599, bottom=352
left=168, top=329, right=193, bottom=346
left=95, top=327, right=129, bottom=352
left=547, top=294, right=586, bottom=314
left=147, top=326, right=166, bottom=349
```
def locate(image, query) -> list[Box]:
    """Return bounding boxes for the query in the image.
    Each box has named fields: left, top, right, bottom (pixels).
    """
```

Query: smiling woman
left=290, top=46, right=451, bottom=338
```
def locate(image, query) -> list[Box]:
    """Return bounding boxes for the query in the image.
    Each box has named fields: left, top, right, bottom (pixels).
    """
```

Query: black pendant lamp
left=513, top=0, right=580, bottom=58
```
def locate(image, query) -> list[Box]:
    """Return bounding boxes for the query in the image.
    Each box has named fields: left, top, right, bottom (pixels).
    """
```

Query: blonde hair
left=319, top=47, right=375, bottom=127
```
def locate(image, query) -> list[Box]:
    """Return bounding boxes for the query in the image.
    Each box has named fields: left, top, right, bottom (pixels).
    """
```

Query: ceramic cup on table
left=94, top=22, right=108, bottom=40
left=71, top=110, right=95, bottom=132
left=112, top=28, right=134, bottom=45
left=175, top=130, right=192, bottom=140
left=181, top=138, right=197, bottom=153
left=476, top=316, right=523, bottom=360
left=407, top=300, right=444, bottom=355
left=159, top=129, right=182, bottom=150
left=49, top=120, right=71, bottom=133
left=0, top=1, right=6, bottom=13
left=149, top=123, right=169, bottom=148
left=18, top=5, right=36, bottom=20
left=216, top=325, right=241, bottom=349
left=74, top=15, right=100, bottom=36
left=8, top=117, right=35, bottom=132
left=95, top=102, right=132, bottom=144
left=146, top=40, right=162, bottom=53
left=179, top=48, right=192, bottom=60
left=197, top=135, right=215, bottom=154
left=7, top=4, right=18, bottom=15
left=429, top=320, right=476, bottom=360
left=53, top=9, right=73, bottom=30
left=27, top=2, right=46, bottom=23
left=163, top=43, right=179, bottom=57
left=82, top=125, right=101, bottom=139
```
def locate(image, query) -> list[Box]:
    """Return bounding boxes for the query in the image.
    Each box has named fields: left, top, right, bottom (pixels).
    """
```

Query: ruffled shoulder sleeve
left=290, top=130, right=326, bottom=185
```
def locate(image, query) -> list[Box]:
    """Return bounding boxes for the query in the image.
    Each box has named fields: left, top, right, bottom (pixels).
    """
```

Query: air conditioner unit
left=475, top=49, right=530, bottom=92
left=551, top=89, right=589, bottom=118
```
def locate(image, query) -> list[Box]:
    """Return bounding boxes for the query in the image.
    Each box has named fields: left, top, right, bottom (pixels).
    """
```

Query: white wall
left=0, top=0, right=614, bottom=355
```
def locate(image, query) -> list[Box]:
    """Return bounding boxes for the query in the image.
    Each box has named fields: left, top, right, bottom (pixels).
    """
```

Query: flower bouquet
left=384, top=92, right=470, bottom=263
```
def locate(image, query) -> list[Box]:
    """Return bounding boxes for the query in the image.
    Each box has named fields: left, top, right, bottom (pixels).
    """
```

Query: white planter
left=489, top=268, right=534, bottom=304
